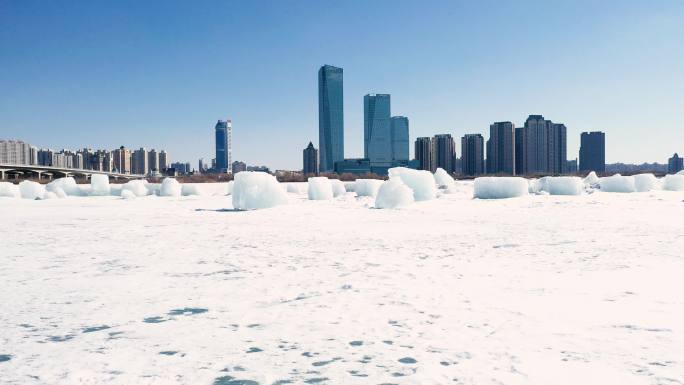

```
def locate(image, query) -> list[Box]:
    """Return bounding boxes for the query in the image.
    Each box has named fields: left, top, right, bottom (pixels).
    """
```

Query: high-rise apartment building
left=215, top=119, right=232, bottom=172
left=486, top=121, right=515, bottom=175
left=132, top=148, right=149, bottom=175
left=113, top=146, right=132, bottom=174
left=148, top=149, right=159, bottom=173
left=668, top=153, right=683, bottom=174
left=303, top=141, right=319, bottom=175
left=433, top=134, right=456, bottom=173
left=415, top=137, right=435, bottom=172
left=318, top=65, right=344, bottom=172
left=0, top=139, right=32, bottom=165
left=516, top=115, right=567, bottom=175
left=579, top=131, right=606, bottom=173
left=159, top=150, right=168, bottom=171
left=461, top=134, right=485, bottom=176
left=390, top=116, right=409, bottom=163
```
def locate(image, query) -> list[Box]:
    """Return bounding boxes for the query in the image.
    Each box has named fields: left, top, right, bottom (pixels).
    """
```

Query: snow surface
left=232, top=171, right=288, bottom=210
left=307, top=177, right=334, bottom=200
left=388, top=167, right=437, bottom=201
left=374, top=179, right=415, bottom=209
left=474, top=177, right=529, bottom=199
left=2, top=181, right=684, bottom=384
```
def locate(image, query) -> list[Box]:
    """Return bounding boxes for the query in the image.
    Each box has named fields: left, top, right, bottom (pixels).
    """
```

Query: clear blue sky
left=1, top=0, right=683, bottom=169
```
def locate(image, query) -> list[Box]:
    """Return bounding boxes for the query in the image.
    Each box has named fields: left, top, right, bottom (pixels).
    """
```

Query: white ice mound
left=52, top=187, right=67, bottom=198
left=539, top=176, right=583, bottom=195
left=44, top=191, right=58, bottom=199
left=434, top=168, right=456, bottom=189
left=474, top=177, right=528, bottom=199
left=634, top=174, right=661, bottom=192
left=375, top=179, right=415, bottom=209
left=388, top=167, right=437, bottom=201
left=232, top=171, right=288, bottom=210
left=0, top=182, right=20, bottom=198
left=307, top=177, right=333, bottom=200
left=121, top=189, right=136, bottom=199
left=19, top=180, right=46, bottom=200
left=286, top=183, right=306, bottom=194
left=599, top=174, right=636, bottom=193
left=47, top=177, right=81, bottom=196
left=354, top=179, right=383, bottom=197
left=662, top=174, right=684, bottom=191
left=344, top=182, right=355, bottom=192
left=121, top=180, right=149, bottom=197
left=583, top=171, right=600, bottom=186
left=90, top=174, right=110, bottom=196
left=160, top=178, right=181, bottom=197
left=528, top=179, right=540, bottom=194
left=678, top=170, right=684, bottom=175
left=331, top=179, right=346, bottom=197
left=226, top=180, right=234, bottom=195
left=181, top=184, right=203, bottom=196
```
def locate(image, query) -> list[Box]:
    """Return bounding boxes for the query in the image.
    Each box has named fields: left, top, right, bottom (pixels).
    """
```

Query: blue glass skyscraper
left=215, top=119, right=231, bottom=172
left=318, top=65, right=344, bottom=172
left=390, top=116, right=409, bottom=163
left=364, top=94, right=392, bottom=172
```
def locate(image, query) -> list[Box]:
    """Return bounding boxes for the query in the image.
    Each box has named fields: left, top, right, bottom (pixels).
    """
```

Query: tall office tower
left=303, top=141, right=319, bottom=175
left=432, top=134, right=456, bottom=173
left=318, top=65, right=344, bottom=172
left=486, top=121, right=515, bottom=175
left=113, top=146, right=132, bottom=174
left=461, top=134, right=485, bottom=176
left=198, top=158, right=207, bottom=173
left=159, top=150, right=168, bottom=171
left=215, top=119, right=231, bottom=172
left=668, top=153, right=683, bottom=174
left=132, top=148, right=149, bottom=175
left=415, top=137, right=435, bottom=172
left=390, top=116, right=409, bottom=163
left=579, top=131, right=606, bottom=173
left=364, top=94, right=392, bottom=173
left=0, top=139, right=32, bottom=165
left=517, top=115, right=567, bottom=175
left=148, top=149, right=159, bottom=172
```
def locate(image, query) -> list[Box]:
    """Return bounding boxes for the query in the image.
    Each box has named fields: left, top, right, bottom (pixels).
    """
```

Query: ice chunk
left=181, top=184, right=203, bottom=196
left=389, top=167, right=437, bottom=201
left=633, top=174, right=661, bottom=192
left=354, top=179, right=383, bottom=197
left=528, top=179, right=540, bottom=194
left=232, top=171, right=289, bottom=210
left=226, top=180, right=234, bottom=195
left=286, top=183, right=306, bottom=194
left=344, top=182, right=355, bottom=192
left=52, top=187, right=67, bottom=198
left=19, top=180, right=46, bottom=200
left=539, top=176, right=583, bottom=195
left=662, top=174, right=684, bottom=191
left=678, top=170, right=684, bottom=175
left=44, top=191, right=58, bottom=199
left=331, top=179, right=346, bottom=197
left=375, top=179, right=415, bottom=209
left=160, top=178, right=181, bottom=197
left=46, top=177, right=81, bottom=196
left=0, top=182, right=20, bottom=198
left=583, top=171, right=600, bottom=186
left=121, top=189, right=137, bottom=200
left=599, top=174, right=636, bottom=193
left=434, top=168, right=456, bottom=189
left=474, top=177, right=529, bottom=199
left=90, top=174, right=110, bottom=196
left=307, top=177, right=333, bottom=200
left=121, top=180, right=149, bottom=197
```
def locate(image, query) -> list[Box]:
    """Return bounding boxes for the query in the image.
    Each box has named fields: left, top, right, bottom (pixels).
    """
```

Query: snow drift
left=388, top=167, right=437, bottom=201
left=19, top=180, right=46, bottom=200
left=90, top=174, right=110, bottom=196
left=634, top=174, right=661, bottom=192
left=474, top=177, right=529, bottom=199
left=160, top=178, right=181, bottom=197
left=662, top=174, right=684, bottom=191
left=232, top=172, right=288, bottom=210
left=375, top=179, right=415, bottom=209
left=0, top=182, right=20, bottom=198
left=307, top=177, right=334, bottom=200
left=354, top=179, right=383, bottom=197
left=599, top=174, right=636, bottom=193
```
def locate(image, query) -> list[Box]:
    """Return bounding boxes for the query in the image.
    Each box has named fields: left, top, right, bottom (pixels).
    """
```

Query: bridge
left=0, top=164, right=144, bottom=181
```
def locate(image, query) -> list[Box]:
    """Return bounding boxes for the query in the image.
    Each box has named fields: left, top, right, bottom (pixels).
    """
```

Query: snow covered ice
left=2, top=179, right=684, bottom=385
left=474, top=177, right=528, bottom=199
left=232, top=171, right=288, bottom=210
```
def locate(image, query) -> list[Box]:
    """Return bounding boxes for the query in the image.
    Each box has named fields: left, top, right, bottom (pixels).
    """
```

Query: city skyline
left=2, top=1, right=683, bottom=169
